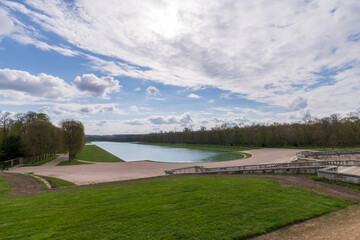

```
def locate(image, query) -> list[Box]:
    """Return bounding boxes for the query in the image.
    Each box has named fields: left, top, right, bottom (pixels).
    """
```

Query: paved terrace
left=7, top=148, right=299, bottom=185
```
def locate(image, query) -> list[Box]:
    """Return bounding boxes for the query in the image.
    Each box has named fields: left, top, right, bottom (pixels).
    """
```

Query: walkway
left=7, top=148, right=300, bottom=185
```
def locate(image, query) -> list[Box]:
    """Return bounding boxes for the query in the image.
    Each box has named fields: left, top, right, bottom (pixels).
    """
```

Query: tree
left=23, top=121, right=52, bottom=161
left=0, top=111, right=14, bottom=141
left=61, top=120, right=85, bottom=161
left=0, top=135, right=24, bottom=160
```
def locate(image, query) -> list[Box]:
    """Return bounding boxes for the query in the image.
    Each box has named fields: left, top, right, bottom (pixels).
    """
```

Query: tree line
left=87, top=111, right=360, bottom=148
left=0, top=111, right=85, bottom=162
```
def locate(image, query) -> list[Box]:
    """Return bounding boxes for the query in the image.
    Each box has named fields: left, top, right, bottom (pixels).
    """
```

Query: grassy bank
left=75, top=145, right=123, bottom=162
left=22, top=155, right=59, bottom=167
left=138, top=142, right=253, bottom=158
left=57, top=160, right=94, bottom=166
left=36, top=175, right=75, bottom=188
left=0, top=176, right=351, bottom=239
left=311, top=176, right=360, bottom=191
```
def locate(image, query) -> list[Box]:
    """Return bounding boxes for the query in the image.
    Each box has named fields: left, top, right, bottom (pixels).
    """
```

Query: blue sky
left=0, top=0, right=359, bottom=134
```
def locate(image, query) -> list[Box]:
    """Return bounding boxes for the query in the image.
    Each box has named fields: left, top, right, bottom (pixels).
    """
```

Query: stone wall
left=318, top=166, right=360, bottom=185
left=297, top=150, right=360, bottom=160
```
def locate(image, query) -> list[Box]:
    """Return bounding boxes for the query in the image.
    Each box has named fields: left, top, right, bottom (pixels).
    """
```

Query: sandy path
left=8, top=148, right=300, bottom=185
left=251, top=204, right=360, bottom=240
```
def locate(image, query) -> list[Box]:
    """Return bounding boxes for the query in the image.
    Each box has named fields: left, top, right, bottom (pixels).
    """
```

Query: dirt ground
left=251, top=204, right=360, bottom=240
left=0, top=172, right=47, bottom=195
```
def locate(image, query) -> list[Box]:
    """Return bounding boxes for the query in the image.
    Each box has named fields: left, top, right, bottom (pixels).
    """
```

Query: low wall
left=297, top=150, right=360, bottom=160
left=165, top=160, right=360, bottom=185
left=215, top=166, right=323, bottom=175
left=318, top=166, right=360, bottom=185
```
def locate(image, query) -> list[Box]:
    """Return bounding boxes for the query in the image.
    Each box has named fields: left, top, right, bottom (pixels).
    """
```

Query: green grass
left=35, top=175, right=75, bottom=188
left=0, top=176, right=351, bottom=239
left=138, top=142, right=253, bottom=158
left=75, top=145, right=124, bottom=162
left=57, top=160, right=94, bottom=166
left=22, top=155, right=59, bottom=167
left=311, top=176, right=360, bottom=191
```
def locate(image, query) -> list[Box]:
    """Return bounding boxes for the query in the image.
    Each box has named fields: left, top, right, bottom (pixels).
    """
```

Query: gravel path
left=7, top=148, right=301, bottom=185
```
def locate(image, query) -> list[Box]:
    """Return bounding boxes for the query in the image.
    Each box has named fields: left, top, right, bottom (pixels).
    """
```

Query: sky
left=0, top=0, right=359, bottom=135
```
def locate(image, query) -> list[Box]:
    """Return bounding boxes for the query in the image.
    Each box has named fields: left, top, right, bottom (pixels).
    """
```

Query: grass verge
left=57, top=160, right=94, bottom=166
left=138, top=142, right=252, bottom=158
left=75, top=145, right=124, bottom=162
left=35, top=175, right=75, bottom=188
left=0, top=176, right=351, bottom=239
left=311, top=176, right=360, bottom=191
left=22, top=155, right=59, bottom=167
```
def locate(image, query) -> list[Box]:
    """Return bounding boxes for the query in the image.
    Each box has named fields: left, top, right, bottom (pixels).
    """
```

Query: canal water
left=92, top=142, right=243, bottom=163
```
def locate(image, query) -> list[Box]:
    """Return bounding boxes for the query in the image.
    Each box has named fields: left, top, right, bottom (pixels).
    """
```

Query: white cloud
left=129, top=105, right=139, bottom=112
left=74, top=74, right=121, bottom=98
left=187, top=93, right=200, bottom=99
left=3, top=0, right=360, bottom=117
left=39, top=103, right=125, bottom=119
left=0, top=68, right=75, bottom=99
left=148, top=113, right=192, bottom=126
left=96, top=120, right=109, bottom=127
left=134, top=87, right=141, bottom=91
left=284, top=97, right=308, bottom=112
left=146, top=86, right=160, bottom=95
left=0, top=68, right=123, bottom=100
left=0, top=8, right=14, bottom=38
left=123, top=120, right=144, bottom=125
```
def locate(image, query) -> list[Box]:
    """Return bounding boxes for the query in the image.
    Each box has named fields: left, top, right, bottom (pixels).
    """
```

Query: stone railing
left=165, top=159, right=360, bottom=185
left=318, top=166, right=360, bottom=185
left=296, top=150, right=360, bottom=160
left=165, top=160, right=360, bottom=175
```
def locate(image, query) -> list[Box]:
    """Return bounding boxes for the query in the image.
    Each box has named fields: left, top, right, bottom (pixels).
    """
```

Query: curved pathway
left=0, top=172, right=47, bottom=195
left=7, top=148, right=301, bottom=185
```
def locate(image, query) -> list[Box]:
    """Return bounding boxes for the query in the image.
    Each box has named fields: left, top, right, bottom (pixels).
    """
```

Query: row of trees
left=86, top=111, right=360, bottom=148
left=140, top=113, right=360, bottom=148
left=0, top=111, right=85, bottom=162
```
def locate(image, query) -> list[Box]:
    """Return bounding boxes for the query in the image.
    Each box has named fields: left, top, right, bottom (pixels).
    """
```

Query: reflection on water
left=92, top=142, right=243, bottom=163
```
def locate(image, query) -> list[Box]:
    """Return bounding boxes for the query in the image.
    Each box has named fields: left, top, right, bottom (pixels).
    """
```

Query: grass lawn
left=22, top=155, right=59, bottom=167
left=311, top=176, right=360, bottom=191
left=36, top=175, right=75, bottom=188
left=138, top=143, right=253, bottom=158
left=57, top=160, right=94, bottom=166
left=75, top=145, right=124, bottom=162
left=0, top=176, right=351, bottom=239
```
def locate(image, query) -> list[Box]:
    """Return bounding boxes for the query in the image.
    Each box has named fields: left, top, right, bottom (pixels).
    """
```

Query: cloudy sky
left=0, top=0, right=359, bottom=134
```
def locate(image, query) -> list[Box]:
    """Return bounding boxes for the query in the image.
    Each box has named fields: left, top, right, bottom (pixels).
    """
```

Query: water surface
left=92, top=142, right=243, bottom=163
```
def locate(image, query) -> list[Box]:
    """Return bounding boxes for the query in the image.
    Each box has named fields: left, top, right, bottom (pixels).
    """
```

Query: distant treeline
left=87, top=112, right=360, bottom=148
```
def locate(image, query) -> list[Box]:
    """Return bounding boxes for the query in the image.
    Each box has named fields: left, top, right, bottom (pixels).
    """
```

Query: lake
left=92, top=142, right=244, bottom=163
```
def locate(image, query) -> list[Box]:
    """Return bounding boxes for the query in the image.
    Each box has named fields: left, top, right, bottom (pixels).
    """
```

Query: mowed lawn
left=0, top=176, right=351, bottom=240
left=75, top=145, right=124, bottom=162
